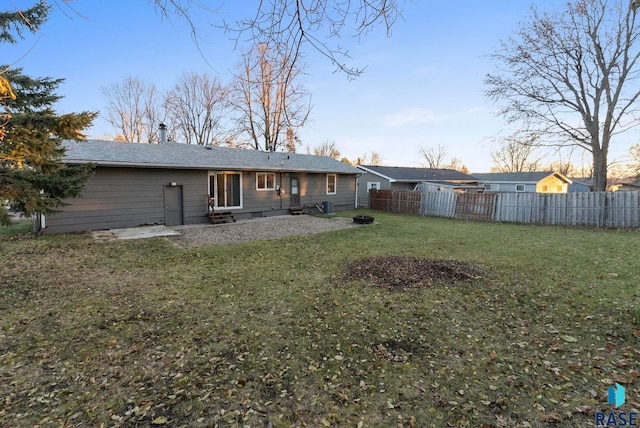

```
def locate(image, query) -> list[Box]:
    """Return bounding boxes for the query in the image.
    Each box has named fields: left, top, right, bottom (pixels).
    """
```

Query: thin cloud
left=383, top=106, right=491, bottom=128
left=383, top=108, right=457, bottom=127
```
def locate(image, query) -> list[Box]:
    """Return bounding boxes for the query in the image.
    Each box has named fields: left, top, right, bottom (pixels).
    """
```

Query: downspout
left=355, top=174, right=359, bottom=208
left=354, top=172, right=364, bottom=208
left=279, top=171, right=283, bottom=210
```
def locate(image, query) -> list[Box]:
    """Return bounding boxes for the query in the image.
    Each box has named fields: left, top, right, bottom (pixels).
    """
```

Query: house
left=607, top=179, right=640, bottom=192
left=568, top=177, right=593, bottom=192
left=44, top=140, right=359, bottom=233
left=472, top=171, right=572, bottom=193
left=355, top=165, right=481, bottom=207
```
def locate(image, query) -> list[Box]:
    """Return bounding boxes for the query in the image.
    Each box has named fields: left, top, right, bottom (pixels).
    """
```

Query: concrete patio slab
left=106, top=225, right=181, bottom=240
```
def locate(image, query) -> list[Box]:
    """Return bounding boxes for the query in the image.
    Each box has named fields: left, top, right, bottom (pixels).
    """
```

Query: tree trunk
left=592, top=148, right=608, bottom=191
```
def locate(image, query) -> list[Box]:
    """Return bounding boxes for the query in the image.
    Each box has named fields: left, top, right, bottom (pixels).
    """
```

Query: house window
left=327, top=174, right=337, bottom=194
left=367, top=182, right=380, bottom=192
left=210, top=172, right=242, bottom=209
left=542, top=185, right=548, bottom=192
left=484, top=184, right=492, bottom=190
left=256, top=172, right=276, bottom=190
left=557, top=185, right=563, bottom=192
left=516, top=184, right=525, bottom=192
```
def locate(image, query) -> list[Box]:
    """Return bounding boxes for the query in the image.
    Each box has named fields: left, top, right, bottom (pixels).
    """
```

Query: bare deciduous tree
left=309, top=140, right=341, bottom=159
left=419, top=145, right=448, bottom=169
left=101, top=76, right=161, bottom=143
left=152, top=0, right=402, bottom=79
left=164, top=72, right=230, bottom=145
left=490, top=137, right=542, bottom=173
left=485, top=0, right=640, bottom=191
left=353, top=151, right=384, bottom=166
left=231, top=43, right=310, bottom=152
left=447, top=158, right=470, bottom=174
left=626, top=144, right=640, bottom=178
left=419, top=145, right=470, bottom=172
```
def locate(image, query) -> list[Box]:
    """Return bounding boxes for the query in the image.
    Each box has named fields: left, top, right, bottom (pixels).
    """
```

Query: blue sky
left=6, top=0, right=615, bottom=173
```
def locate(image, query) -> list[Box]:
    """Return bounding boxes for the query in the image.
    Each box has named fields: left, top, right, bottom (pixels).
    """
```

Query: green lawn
left=0, top=219, right=32, bottom=236
left=1, top=211, right=638, bottom=427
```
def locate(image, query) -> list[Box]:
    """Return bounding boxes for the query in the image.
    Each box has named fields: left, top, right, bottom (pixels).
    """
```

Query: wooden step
left=289, top=207, right=305, bottom=215
left=208, top=211, right=236, bottom=224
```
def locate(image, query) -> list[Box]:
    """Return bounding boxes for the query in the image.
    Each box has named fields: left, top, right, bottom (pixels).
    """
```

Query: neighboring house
left=607, top=179, right=640, bottom=192
left=44, top=140, right=359, bottom=233
left=568, top=177, right=593, bottom=193
left=355, top=165, right=481, bottom=207
left=473, top=171, right=572, bottom=193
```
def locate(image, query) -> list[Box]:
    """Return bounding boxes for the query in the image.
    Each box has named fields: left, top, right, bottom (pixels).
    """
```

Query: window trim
left=208, top=171, right=243, bottom=209
left=326, top=174, right=337, bottom=195
left=515, top=184, right=526, bottom=192
left=367, top=182, right=380, bottom=192
left=256, top=172, right=276, bottom=191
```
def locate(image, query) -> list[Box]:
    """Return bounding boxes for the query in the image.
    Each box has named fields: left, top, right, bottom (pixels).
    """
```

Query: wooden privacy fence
left=368, top=189, right=422, bottom=214
left=369, top=189, right=640, bottom=228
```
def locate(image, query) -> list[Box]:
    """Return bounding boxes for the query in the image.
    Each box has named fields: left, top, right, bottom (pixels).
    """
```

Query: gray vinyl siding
left=356, top=172, right=422, bottom=207
left=298, top=173, right=355, bottom=209
left=356, top=172, right=392, bottom=207
left=482, top=182, right=537, bottom=193
left=222, top=171, right=356, bottom=218
left=46, top=167, right=357, bottom=232
left=46, top=167, right=208, bottom=233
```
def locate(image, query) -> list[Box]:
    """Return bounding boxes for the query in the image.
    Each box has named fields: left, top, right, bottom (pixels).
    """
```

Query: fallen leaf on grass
left=539, top=413, right=562, bottom=423
left=561, top=336, right=577, bottom=343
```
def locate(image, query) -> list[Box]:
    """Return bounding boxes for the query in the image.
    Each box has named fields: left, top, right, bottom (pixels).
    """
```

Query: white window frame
left=515, top=184, right=525, bottom=192
left=208, top=171, right=243, bottom=209
left=326, top=174, right=337, bottom=195
left=367, top=182, right=380, bottom=192
left=256, top=172, right=276, bottom=191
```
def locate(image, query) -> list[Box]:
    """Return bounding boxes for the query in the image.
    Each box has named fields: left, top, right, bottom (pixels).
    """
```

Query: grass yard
left=0, top=219, right=32, bottom=236
left=1, top=210, right=639, bottom=427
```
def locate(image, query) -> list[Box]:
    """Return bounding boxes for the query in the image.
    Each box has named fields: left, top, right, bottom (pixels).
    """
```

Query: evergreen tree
left=1, top=1, right=50, bottom=140
left=0, top=67, right=97, bottom=225
left=0, top=2, right=49, bottom=44
left=1, top=2, right=97, bottom=225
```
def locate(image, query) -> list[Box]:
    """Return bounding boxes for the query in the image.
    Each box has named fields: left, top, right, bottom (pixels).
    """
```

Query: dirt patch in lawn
left=344, top=256, right=486, bottom=289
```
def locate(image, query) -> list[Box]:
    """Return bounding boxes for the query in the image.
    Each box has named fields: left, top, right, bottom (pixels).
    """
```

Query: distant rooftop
left=357, top=165, right=477, bottom=182
left=472, top=171, right=571, bottom=183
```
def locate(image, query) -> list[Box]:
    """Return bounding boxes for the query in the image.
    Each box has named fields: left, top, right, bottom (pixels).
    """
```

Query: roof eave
left=356, top=165, right=397, bottom=182
left=64, top=159, right=358, bottom=174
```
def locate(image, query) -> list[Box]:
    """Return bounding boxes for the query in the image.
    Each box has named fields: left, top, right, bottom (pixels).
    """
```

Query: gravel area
left=168, top=215, right=362, bottom=249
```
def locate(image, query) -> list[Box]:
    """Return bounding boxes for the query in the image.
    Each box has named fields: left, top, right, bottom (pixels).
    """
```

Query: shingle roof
left=62, top=140, right=360, bottom=174
left=357, top=165, right=477, bottom=182
left=472, top=171, right=570, bottom=183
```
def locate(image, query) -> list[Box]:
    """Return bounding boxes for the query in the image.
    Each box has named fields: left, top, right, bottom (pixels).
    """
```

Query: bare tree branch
left=490, top=137, right=542, bottom=173
left=419, top=145, right=448, bottom=169
left=101, top=76, right=161, bottom=143
left=153, top=0, right=403, bottom=79
left=485, top=0, right=640, bottom=190
left=230, top=43, right=311, bottom=152
left=163, top=71, right=231, bottom=145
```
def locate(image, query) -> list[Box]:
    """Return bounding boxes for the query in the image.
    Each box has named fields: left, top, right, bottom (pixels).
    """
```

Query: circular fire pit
left=352, top=215, right=374, bottom=225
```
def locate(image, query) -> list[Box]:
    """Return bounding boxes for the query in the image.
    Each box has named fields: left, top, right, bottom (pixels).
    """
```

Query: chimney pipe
left=159, top=123, right=167, bottom=144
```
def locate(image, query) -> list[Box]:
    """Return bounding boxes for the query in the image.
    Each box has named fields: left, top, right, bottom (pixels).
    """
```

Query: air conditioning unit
left=322, top=201, right=334, bottom=214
